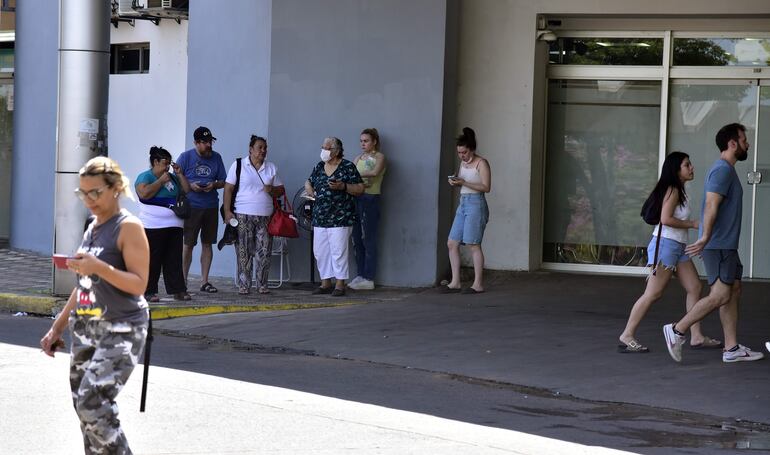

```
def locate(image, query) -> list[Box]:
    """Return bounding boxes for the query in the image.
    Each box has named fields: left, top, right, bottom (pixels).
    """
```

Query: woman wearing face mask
left=223, top=135, right=286, bottom=295
left=304, top=137, right=365, bottom=296
left=443, top=127, right=491, bottom=294
left=349, top=128, right=387, bottom=290
left=135, top=146, right=192, bottom=302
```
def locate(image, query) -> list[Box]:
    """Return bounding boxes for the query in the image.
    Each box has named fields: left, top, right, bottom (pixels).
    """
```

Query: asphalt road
left=3, top=313, right=769, bottom=454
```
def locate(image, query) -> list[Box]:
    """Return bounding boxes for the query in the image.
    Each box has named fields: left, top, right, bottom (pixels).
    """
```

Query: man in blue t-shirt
left=175, top=126, right=227, bottom=293
left=663, top=123, right=764, bottom=363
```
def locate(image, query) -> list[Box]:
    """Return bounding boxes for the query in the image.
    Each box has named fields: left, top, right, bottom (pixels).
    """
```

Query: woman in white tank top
left=443, top=127, right=492, bottom=294
left=618, top=152, right=722, bottom=353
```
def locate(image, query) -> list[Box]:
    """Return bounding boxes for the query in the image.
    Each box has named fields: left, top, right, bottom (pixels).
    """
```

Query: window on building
left=548, top=38, right=664, bottom=65
left=542, top=79, right=662, bottom=266
left=673, top=37, right=770, bottom=67
left=110, top=43, right=150, bottom=74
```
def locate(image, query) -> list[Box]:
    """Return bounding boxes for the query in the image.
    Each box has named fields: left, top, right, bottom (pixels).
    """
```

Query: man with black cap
left=175, top=126, right=227, bottom=293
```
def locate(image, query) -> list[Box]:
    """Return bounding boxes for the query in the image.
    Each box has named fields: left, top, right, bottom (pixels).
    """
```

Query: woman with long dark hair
left=619, top=152, right=721, bottom=353
left=442, top=127, right=491, bottom=294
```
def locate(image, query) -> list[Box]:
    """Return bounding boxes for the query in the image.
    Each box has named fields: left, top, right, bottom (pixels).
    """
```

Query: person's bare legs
left=619, top=267, right=673, bottom=345
left=200, top=243, right=213, bottom=285
left=674, top=279, right=732, bottom=343
left=447, top=239, right=461, bottom=289
left=674, top=260, right=711, bottom=345
left=468, top=244, right=484, bottom=292
left=718, top=280, right=740, bottom=350
left=182, top=244, right=194, bottom=284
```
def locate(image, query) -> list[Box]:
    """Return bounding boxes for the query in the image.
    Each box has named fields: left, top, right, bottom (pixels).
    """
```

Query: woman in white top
left=619, top=152, right=721, bottom=353
left=223, top=135, right=285, bottom=295
left=443, top=127, right=491, bottom=294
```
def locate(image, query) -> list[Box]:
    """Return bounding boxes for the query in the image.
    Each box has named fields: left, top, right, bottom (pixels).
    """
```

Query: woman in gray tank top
left=40, top=156, right=150, bottom=455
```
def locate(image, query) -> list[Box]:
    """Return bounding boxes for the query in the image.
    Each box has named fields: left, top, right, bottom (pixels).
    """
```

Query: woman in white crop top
left=619, top=152, right=722, bottom=353
left=442, top=127, right=492, bottom=294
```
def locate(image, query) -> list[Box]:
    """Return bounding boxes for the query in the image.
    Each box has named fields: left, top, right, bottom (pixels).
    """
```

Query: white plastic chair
left=233, top=236, right=291, bottom=289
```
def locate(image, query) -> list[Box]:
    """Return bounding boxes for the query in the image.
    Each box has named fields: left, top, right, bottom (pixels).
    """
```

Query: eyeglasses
left=74, top=185, right=110, bottom=202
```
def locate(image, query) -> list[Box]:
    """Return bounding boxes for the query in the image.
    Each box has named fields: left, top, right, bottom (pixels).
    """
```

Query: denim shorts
left=701, top=249, right=743, bottom=285
left=647, top=236, right=690, bottom=269
left=449, top=194, right=489, bottom=245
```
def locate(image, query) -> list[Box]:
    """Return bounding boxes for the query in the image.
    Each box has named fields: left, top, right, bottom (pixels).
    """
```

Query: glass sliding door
left=667, top=81, right=757, bottom=277
left=750, top=84, right=770, bottom=278
left=543, top=79, right=661, bottom=266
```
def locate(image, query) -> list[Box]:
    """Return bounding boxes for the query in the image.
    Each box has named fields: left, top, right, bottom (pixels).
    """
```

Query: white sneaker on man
left=663, top=323, right=685, bottom=362
left=348, top=276, right=363, bottom=287
left=723, top=344, right=764, bottom=363
left=765, top=341, right=770, bottom=353
left=348, top=278, right=374, bottom=290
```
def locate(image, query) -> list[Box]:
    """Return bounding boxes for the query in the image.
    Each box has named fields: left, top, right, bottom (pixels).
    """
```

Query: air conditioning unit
left=145, top=0, right=186, bottom=9
left=117, top=0, right=142, bottom=16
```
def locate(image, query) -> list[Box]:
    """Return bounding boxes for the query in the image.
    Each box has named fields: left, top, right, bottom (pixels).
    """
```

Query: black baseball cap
left=193, top=126, right=216, bottom=142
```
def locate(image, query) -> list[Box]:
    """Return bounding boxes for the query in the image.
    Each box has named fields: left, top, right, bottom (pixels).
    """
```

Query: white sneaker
left=663, top=323, right=685, bottom=362
left=348, top=279, right=374, bottom=290
left=348, top=276, right=363, bottom=287
left=723, top=344, right=764, bottom=363
left=765, top=341, right=770, bottom=353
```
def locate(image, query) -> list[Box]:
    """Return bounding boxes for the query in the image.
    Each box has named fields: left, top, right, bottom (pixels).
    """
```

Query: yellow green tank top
left=356, top=153, right=385, bottom=195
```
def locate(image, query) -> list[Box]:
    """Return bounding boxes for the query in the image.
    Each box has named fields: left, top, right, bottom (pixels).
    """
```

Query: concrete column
left=53, top=0, right=110, bottom=295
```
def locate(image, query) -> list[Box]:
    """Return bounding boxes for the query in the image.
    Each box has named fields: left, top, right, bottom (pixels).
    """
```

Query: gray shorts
left=701, top=249, right=743, bottom=285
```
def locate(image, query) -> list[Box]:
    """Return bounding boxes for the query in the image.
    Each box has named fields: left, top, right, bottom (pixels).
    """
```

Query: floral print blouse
left=308, top=159, right=363, bottom=228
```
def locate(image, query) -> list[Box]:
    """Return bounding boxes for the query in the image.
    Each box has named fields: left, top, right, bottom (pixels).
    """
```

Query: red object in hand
left=52, top=254, right=73, bottom=269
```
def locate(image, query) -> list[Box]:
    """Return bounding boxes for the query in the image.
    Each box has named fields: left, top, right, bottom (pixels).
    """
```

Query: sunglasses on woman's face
left=74, top=185, right=110, bottom=202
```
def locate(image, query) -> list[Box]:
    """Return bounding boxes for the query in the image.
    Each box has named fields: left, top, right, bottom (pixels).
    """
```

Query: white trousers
left=313, top=226, right=352, bottom=280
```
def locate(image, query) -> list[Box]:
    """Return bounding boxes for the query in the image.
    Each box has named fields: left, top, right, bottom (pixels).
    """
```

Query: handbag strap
left=229, top=158, right=242, bottom=212
left=272, top=194, right=292, bottom=212
left=652, top=222, right=662, bottom=276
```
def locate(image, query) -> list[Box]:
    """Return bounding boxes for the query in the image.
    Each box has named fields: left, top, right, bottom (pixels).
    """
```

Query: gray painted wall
left=11, top=0, right=59, bottom=253
left=185, top=0, right=273, bottom=278
left=269, top=0, right=449, bottom=286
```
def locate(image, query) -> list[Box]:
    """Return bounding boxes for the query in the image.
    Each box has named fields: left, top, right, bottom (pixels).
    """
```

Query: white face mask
left=320, top=148, right=332, bottom=162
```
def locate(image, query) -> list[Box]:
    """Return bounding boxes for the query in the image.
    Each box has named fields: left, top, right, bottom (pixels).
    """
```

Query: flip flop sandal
left=617, top=339, right=650, bottom=353
left=200, top=282, right=218, bottom=293
left=439, top=285, right=461, bottom=294
left=173, top=292, right=192, bottom=301
left=690, top=337, right=724, bottom=349
left=146, top=294, right=160, bottom=303
left=461, top=287, right=485, bottom=294
left=258, top=287, right=271, bottom=295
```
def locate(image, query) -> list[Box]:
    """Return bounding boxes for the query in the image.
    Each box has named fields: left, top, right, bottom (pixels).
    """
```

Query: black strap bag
left=169, top=175, right=191, bottom=219
left=217, top=158, right=242, bottom=250
left=640, top=190, right=664, bottom=275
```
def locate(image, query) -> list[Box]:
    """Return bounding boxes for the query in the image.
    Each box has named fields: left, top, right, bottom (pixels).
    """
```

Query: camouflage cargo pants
left=69, top=316, right=148, bottom=455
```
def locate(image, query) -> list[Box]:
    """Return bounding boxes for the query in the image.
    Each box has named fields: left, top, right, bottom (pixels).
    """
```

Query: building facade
left=9, top=0, right=770, bottom=286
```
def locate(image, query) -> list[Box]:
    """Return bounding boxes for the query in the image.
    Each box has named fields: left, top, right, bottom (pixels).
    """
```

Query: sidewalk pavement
left=3, top=247, right=770, bottom=432
left=0, top=248, right=423, bottom=319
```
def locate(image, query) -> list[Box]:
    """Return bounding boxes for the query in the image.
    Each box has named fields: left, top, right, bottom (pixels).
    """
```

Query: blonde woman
left=40, top=156, right=150, bottom=454
left=349, top=128, right=386, bottom=290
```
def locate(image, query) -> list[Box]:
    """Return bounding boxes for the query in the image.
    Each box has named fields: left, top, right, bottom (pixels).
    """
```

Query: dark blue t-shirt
left=175, top=148, right=227, bottom=209
left=700, top=159, right=742, bottom=250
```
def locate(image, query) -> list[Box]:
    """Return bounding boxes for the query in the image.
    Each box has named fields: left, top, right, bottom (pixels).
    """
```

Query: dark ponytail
left=456, top=127, right=477, bottom=151
left=149, top=146, right=171, bottom=166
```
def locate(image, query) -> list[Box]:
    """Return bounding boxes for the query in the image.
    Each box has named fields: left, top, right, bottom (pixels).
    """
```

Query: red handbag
left=268, top=195, right=299, bottom=238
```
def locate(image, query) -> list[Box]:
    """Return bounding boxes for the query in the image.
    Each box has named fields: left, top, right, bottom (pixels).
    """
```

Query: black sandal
left=200, top=282, right=218, bottom=293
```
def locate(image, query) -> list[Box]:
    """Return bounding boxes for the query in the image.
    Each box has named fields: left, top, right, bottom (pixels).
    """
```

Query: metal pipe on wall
left=53, top=0, right=110, bottom=295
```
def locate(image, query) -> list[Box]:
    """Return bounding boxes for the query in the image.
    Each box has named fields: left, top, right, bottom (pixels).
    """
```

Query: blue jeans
left=352, top=194, right=380, bottom=280
left=449, top=194, right=489, bottom=245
